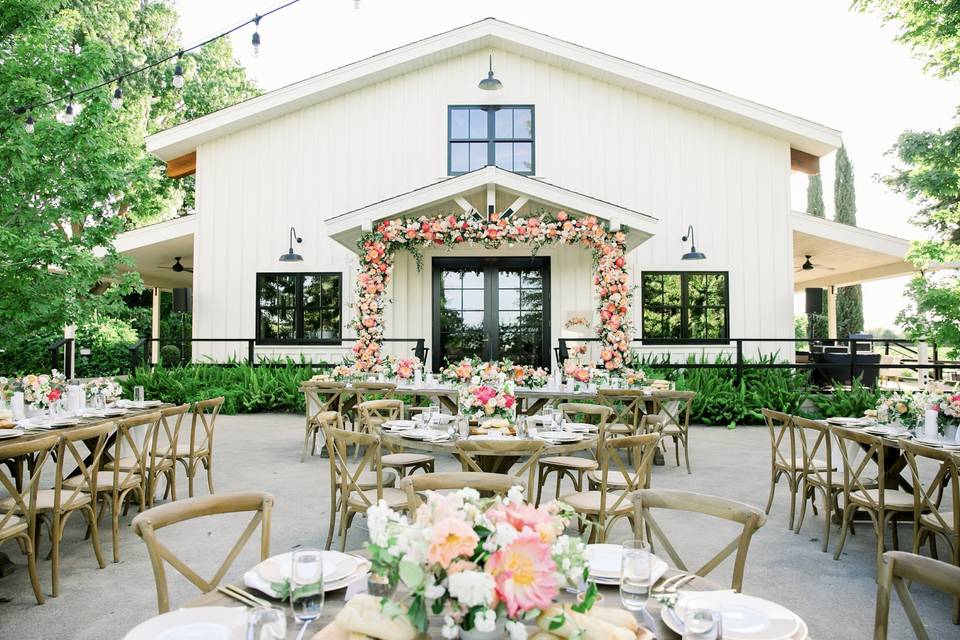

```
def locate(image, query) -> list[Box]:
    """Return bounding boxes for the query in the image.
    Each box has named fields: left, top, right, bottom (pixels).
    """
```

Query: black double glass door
left=432, top=257, right=550, bottom=371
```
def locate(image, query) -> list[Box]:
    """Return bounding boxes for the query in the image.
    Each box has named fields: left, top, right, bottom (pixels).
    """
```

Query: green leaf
left=548, top=613, right=566, bottom=630
left=399, top=558, right=425, bottom=589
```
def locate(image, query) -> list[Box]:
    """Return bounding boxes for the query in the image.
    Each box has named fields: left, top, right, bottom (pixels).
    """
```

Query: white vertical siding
left=191, top=47, right=796, bottom=365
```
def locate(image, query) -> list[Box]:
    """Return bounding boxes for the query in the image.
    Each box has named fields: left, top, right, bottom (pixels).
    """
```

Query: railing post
left=933, top=342, right=942, bottom=382
left=735, top=340, right=744, bottom=387
left=64, top=338, right=74, bottom=379
left=248, top=339, right=256, bottom=366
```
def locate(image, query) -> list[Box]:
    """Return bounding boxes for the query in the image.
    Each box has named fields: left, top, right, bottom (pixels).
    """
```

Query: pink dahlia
left=486, top=530, right=558, bottom=616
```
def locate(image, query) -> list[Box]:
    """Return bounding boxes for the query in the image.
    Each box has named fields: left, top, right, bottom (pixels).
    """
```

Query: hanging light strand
left=11, top=0, right=305, bottom=125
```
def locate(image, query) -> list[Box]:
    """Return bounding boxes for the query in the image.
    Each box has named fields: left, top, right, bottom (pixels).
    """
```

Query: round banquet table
left=181, top=565, right=724, bottom=639
left=375, top=427, right=598, bottom=474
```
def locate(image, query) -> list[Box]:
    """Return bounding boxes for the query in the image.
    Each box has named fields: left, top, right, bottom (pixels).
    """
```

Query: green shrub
left=121, top=360, right=322, bottom=414
left=803, top=379, right=880, bottom=420
left=159, top=344, right=181, bottom=365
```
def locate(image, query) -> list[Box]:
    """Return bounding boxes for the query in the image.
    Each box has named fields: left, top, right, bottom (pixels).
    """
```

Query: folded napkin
left=331, top=594, right=416, bottom=640
left=537, top=604, right=646, bottom=640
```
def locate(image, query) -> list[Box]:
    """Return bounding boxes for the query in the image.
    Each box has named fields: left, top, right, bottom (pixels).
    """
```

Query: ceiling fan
left=157, top=257, right=193, bottom=273
left=796, top=255, right=834, bottom=272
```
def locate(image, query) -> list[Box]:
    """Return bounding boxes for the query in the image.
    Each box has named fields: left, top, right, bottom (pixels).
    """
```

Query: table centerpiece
left=365, top=487, right=597, bottom=639
left=11, top=370, right=66, bottom=416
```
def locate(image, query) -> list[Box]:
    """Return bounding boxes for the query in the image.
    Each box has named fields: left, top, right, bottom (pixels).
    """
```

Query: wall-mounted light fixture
left=681, top=225, right=706, bottom=260
left=279, top=226, right=303, bottom=262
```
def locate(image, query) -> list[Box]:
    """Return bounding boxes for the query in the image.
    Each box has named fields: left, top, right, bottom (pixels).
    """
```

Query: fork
left=651, top=572, right=696, bottom=595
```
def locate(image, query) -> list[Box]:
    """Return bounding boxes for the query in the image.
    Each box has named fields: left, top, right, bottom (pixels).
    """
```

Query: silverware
left=217, top=584, right=272, bottom=608
left=651, top=572, right=695, bottom=595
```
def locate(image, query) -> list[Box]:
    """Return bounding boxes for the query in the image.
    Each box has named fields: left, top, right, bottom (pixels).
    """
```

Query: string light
left=111, top=78, right=123, bottom=109
left=9, top=0, right=317, bottom=129
left=172, top=52, right=185, bottom=89
left=252, top=15, right=261, bottom=57
left=63, top=96, right=75, bottom=125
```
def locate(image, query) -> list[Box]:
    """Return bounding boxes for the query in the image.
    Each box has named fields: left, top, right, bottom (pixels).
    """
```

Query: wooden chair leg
left=682, top=432, right=691, bottom=474
left=111, top=495, right=121, bottom=563
left=820, top=490, right=832, bottom=553
left=786, top=476, right=798, bottom=531
left=51, top=512, right=61, bottom=597
left=205, top=457, right=215, bottom=494
left=535, top=466, right=545, bottom=506
left=834, top=504, right=854, bottom=561
left=187, top=463, right=195, bottom=498
left=21, top=534, right=44, bottom=605
left=764, top=467, right=778, bottom=515
left=794, top=480, right=809, bottom=535
left=83, top=504, right=105, bottom=569
left=301, top=427, right=312, bottom=463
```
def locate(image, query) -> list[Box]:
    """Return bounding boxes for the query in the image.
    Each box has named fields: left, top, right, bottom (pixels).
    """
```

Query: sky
left=175, top=0, right=960, bottom=332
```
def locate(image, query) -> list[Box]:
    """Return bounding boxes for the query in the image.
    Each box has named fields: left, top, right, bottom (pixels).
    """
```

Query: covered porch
left=326, top=166, right=658, bottom=370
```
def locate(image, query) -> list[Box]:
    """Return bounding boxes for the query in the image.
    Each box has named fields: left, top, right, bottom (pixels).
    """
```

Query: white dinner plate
left=255, top=550, right=360, bottom=584
left=0, top=429, right=24, bottom=439
left=863, top=425, right=909, bottom=437
left=584, top=544, right=668, bottom=584
left=564, top=422, right=597, bottom=433
left=414, top=413, right=456, bottom=425
left=914, top=434, right=960, bottom=448
left=401, top=428, right=451, bottom=442
left=123, top=607, right=245, bottom=640
left=102, top=408, right=130, bottom=417
left=826, top=417, right=870, bottom=426
left=382, top=419, right=416, bottom=431
left=469, top=434, right=519, bottom=441
left=535, top=432, right=583, bottom=443
left=663, top=592, right=802, bottom=640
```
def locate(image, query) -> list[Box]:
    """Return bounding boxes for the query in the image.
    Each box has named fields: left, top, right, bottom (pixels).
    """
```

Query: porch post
left=151, top=288, right=161, bottom=365
left=827, top=286, right=838, bottom=339
left=917, top=340, right=929, bottom=389
left=63, top=324, right=76, bottom=379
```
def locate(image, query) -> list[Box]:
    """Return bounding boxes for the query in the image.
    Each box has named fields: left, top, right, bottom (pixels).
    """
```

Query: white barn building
left=117, top=18, right=914, bottom=371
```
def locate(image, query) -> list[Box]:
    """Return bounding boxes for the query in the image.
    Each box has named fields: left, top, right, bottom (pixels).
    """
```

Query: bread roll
left=333, top=594, right=416, bottom=640
left=587, top=605, right=640, bottom=632
left=537, top=605, right=634, bottom=640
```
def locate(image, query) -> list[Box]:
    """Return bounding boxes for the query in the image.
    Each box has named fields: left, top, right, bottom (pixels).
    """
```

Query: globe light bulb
left=24, top=115, right=34, bottom=133
left=112, top=84, right=123, bottom=109
left=63, top=102, right=75, bottom=125
left=252, top=31, right=261, bottom=57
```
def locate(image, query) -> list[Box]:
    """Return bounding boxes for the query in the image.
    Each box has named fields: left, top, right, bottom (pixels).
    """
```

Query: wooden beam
left=166, top=151, right=196, bottom=178
left=790, top=148, right=820, bottom=175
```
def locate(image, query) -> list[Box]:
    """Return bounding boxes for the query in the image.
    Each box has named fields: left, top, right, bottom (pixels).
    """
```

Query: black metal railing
left=127, top=337, right=428, bottom=373
left=556, top=337, right=960, bottom=389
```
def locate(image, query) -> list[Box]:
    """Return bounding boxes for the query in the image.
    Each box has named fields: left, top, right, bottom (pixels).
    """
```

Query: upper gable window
left=448, top=106, right=534, bottom=175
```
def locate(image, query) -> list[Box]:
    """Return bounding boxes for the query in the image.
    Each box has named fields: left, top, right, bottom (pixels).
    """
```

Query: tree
left=806, top=174, right=825, bottom=217
left=0, top=1, right=256, bottom=373
left=833, top=145, right=864, bottom=337
left=855, top=0, right=960, bottom=351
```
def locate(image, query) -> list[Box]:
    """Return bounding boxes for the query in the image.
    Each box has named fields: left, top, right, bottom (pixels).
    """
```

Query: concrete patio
left=0, top=414, right=954, bottom=639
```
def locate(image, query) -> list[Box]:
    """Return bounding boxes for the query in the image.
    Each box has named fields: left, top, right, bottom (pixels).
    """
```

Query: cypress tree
left=806, top=174, right=825, bottom=217
left=834, top=145, right=864, bottom=337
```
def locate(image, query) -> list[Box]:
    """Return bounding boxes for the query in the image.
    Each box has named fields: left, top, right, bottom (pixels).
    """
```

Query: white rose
left=474, top=609, right=497, bottom=633
left=448, top=571, right=495, bottom=608
left=441, top=615, right=459, bottom=639
left=506, top=620, right=528, bottom=640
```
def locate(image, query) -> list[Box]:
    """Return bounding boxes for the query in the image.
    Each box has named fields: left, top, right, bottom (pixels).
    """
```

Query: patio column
left=151, top=288, right=161, bottom=364
left=827, top=286, right=838, bottom=339
left=63, top=324, right=76, bottom=379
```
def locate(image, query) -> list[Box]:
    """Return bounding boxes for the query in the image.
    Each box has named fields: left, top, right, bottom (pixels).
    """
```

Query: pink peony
left=427, top=517, right=478, bottom=568
left=485, top=530, right=558, bottom=616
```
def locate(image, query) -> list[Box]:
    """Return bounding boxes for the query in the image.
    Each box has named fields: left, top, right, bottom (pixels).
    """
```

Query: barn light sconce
left=279, top=226, right=303, bottom=262
left=681, top=225, right=706, bottom=260
left=478, top=55, right=503, bottom=91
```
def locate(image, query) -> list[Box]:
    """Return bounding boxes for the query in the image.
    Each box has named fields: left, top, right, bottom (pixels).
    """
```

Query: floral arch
left=352, top=210, right=633, bottom=372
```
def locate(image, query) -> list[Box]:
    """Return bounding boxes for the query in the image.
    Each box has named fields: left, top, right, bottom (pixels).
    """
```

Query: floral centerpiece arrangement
left=85, top=377, right=122, bottom=402
left=386, top=356, right=423, bottom=381
left=623, top=368, right=647, bottom=387
left=459, top=381, right=517, bottom=421
left=876, top=392, right=921, bottom=425
left=12, top=371, right=66, bottom=411
left=936, top=392, right=960, bottom=434
left=563, top=362, right=591, bottom=384
left=440, top=359, right=478, bottom=385
left=508, top=364, right=549, bottom=389
left=366, top=487, right=595, bottom=638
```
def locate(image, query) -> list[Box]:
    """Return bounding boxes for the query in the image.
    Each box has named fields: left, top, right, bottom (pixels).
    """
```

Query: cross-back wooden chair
left=401, top=472, right=522, bottom=514
left=300, top=381, right=345, bottom=462
left=67, top=413, right=157, bottom=564
left=652, top=390, right=695, bottom=474
left=632, top=488, right=766, bottom=592
left=830, top=425, right=915, bottom=577
left=761, top=409, right=801, bottom=530
left=132, top=490, right=274, bottom=614
left=455, top=439, right=544, bottom=496
left=596, top=388, right=647, bottom=437
left=35, top=423, right=112, bottom=595
left=639, top=414, right=665, bottom=435
left=535, top=403, right=611, bottom=506
left=320, top=414, right=396, bottom=550
left=359, top=399, right=434, bottom=477
left=110, top=404, right=190, bottom=508
left=171, top=397, right=224, bottom=498
left=324, top=426, right=407, bottom=551
left=0, top=434, right=58, bottom=604
left=793, top=416, right=856, bottom=552
left=562, top=432, right=660, bottom=542
left=899, top=438, right=959, bottom=622
left=874, top=551, right=960, bottom=639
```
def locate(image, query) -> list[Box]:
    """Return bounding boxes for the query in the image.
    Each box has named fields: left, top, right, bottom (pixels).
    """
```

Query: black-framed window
left=641, top=272, right=729, bottom=343
left=256, top=273, right=342, bottom=344
left=448, top=106, right=535, bottom=175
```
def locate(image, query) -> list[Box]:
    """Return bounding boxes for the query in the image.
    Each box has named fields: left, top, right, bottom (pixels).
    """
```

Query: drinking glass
left=457, top=415, right=470, bottom=440
left=515, top=416, right=527, bottom=439
left=92, top=392, right=106, bottom=411
left=290, top=548, right=324, bottom=633
left=682, top=597, right=723, bottom=640
left=246, top=606, right=286, bottom=640
left=619, top=540, right=652, bottom=612
left=133, top=386, right=145, bottom=405
left=542, top=408, right=556, bottom=432
left=877, top=405, right=890, bottom=424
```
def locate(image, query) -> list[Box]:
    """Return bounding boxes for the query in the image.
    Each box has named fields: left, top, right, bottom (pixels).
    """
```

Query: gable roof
left=147, top=18, right=841, bottom=161
left=325, top=166, right=658, bottom=253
